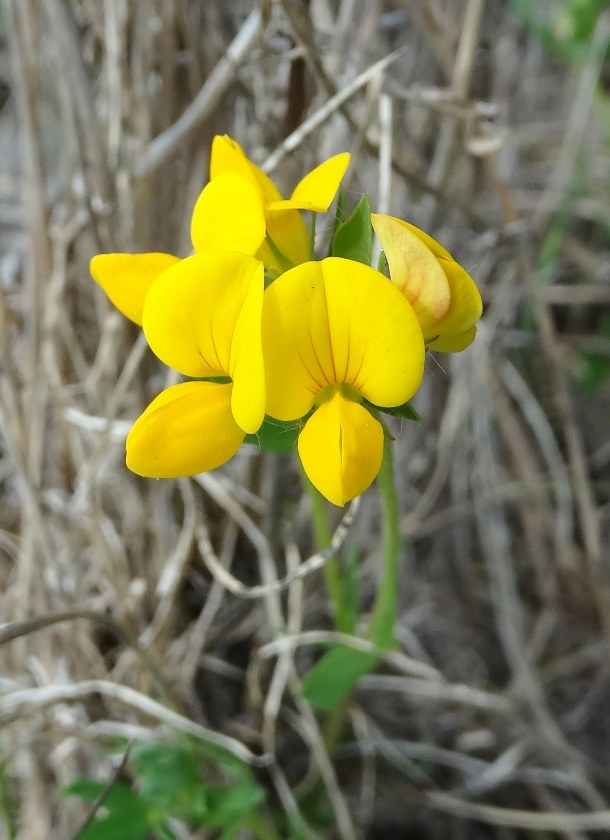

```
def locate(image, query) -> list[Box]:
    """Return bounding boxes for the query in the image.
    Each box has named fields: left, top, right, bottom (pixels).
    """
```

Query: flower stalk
left=301, top=466, right=353, bottom=633
left=369, top=433, right=402, bottom=649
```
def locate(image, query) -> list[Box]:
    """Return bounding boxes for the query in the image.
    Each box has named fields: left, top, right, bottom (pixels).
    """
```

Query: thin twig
left=68, top=737, right=136, bottom=840
left=133, top=8, right=263, bottom=179
left=195, top=496, right=360, bottom=598
left=0, top=680, right=267, bottom=766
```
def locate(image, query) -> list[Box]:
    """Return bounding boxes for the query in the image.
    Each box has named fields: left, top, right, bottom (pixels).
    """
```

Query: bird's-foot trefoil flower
left=209, top=135, right=350, bottom=276
left=90, top=133, right=347, bottom=321
left=126, top=251, right=265, bottom=478
left=89, top=252, right=181, bottom=326
left=262, top=257, right=425, bottom=506
left=90, top=153, right=268, bottom=325
left=371, top=214, right=483, bottom=351
left=90, top=177, right=266, bottom=326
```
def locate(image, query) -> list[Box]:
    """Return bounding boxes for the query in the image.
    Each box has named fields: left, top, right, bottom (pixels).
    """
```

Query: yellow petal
left=371, top=214, right=451, bottom=332
left=126, top=381, right=244, bottom=478
left=429, top=258, right=482, bottom=349
left=371, top=213, right=451, bottom=334
left=429, top=325, right=477, bottom=352
left=142, top=252, right=264, bottom=387
left=298, top=391, right=384, bottom=506
left=210, top=134, right=281, bottom=202
left=210, top=135, right=256, bottom=184
left=190, top=173, right=266, bottom=255
left=90, top=252, right=180, bottom=325
left=262, top=261, right=329, bottom=421
left=229, top=264, right=266, bottom=433
left=389, top=218, right=453, bottom=261
left=372, top=215, right=482, bottom=349
left=267, top=152, right=350, bottom=212
left=263, top=257, right=425, bottom=420
left=321, top=258, right=425, bottom=407
left=260, top=208, right=311, bottom=271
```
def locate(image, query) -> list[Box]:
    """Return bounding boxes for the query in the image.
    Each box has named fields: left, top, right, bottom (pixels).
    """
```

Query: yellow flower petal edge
left=190, top=172, right=266, bottom=255
left=126, top=381, right=244, bottom=478
left=208, top=136, right=350, bottom=271
left=298, top=391, right=384, bottom=506
left=372, top=213, right=483, bottom=350
left=390, top=219, right=453, bottom=261
left=426, top=258, right=482, bottom=350
left=262, top=258, right=425, bottom=421
left=90, top=252, right=180, bottom=325
left=142, top=252, right=265, bottom=401
left=267, top=152, right=351, bottom=212
left=371, top=214, right=451, bottom=332
left=229, top=262, right=266, bottom=434
left=210, top=135, right=281, bottom=203
left=259, top=209, right=311, bottom=275
left=430, top=325, right=477, bottom=353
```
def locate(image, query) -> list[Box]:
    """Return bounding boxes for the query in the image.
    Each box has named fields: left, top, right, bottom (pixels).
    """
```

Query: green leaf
left=153, top=825, right=181, bottom=840
left=244, top=416, right=302, bottom=453
left=363, top=398, right=421, bottom=422
left=190, top=739, right=253, bottom=783
left=131, top=741, right=208, bottom=823
left=63, top=780, right=153, bottom=840
left=301, top=645, right=378, bottom=710
left=580, top=352, right=610, bottom=394
left=205, top=781, right=266, bottom=826
left=378, top=401, right=422, bottom=422
left=578, top=313, right=610, bottom=394
left=330, top=188, right=347, bottom=246
left=331, top=195, right=373, bottom=265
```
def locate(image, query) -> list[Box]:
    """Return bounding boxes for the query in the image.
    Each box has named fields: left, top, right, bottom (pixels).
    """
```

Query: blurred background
left=1, top=0, right=610, bottom=838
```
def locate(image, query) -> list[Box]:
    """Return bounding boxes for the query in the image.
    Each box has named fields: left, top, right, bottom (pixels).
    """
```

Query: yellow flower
left=90, top=171, right=267, bottom=326
left=126, top=251, right=265, bottom=478
left=90, top=133, right=348, bottom=321
left=207, top=135, right=350, bottom=275
left=371, top=214, right=482, bottom=352
left=89, top=252, right=181, bottom=326
left=262, top=258, right=425, bottom=506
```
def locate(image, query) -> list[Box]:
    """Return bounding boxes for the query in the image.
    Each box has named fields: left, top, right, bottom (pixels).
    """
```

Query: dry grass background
left=1, top=0, right=610, bottom=838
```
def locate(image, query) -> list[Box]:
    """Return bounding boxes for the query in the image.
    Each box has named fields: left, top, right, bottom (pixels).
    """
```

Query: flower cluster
left=91, top=136, right=482, bottom=506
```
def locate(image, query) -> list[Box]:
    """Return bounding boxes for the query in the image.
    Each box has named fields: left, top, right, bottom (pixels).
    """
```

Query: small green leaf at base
left=244, top=416, right=302, bottom=453
left=364, top=399, right=422, bottom=423
left=331, top=195, right=373, bottom=265
left=301, top=645, right=378, bottom=710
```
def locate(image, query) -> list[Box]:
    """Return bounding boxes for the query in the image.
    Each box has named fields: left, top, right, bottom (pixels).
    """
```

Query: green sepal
left=301, top=645, right=378, bottom=710
left=244, top=416, right=303, bottom=453
left=330, top=188, right=346, bottom=246
left=379, top=401, right=422, bottom=422
left=363, top=398, right=422, bottom=423
left=192, top=376, right=231, bottom=384
left=331, top=194, right=373, bottom=265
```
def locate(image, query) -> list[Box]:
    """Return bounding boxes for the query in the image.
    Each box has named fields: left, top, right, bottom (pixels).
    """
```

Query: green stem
left=322, top=696, right=350, bottom=753
left=300, top=467, right=353, bottom=633
left=265, top=233, right=293, bottom=275
left=309, top=212, right=317, bottom=257
left=369, top=435, right=401, bottom=649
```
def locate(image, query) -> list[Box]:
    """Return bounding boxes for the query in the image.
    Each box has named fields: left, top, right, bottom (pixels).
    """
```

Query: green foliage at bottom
left=64, top=739, right=267, bottom=840
left=0, top=762, right=17, bottom=840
